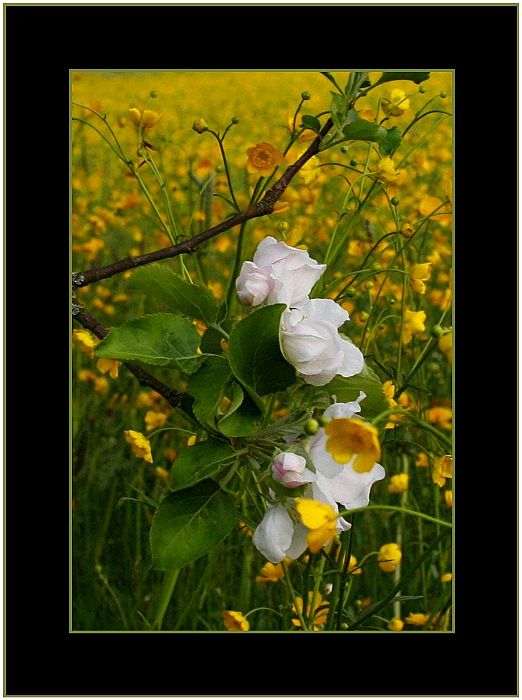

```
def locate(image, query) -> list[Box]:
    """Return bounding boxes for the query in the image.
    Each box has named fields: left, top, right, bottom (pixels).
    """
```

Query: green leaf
left=301, top=114, right=321, bottom=132
left=187, top=356, right=231, bottom=429
left=379, top=126, right=402, bottom=156
left=150, top=480, right=236, bottom=570
left=170, top=440, right=236, bottom=490
left=323, top=362, right=388, bottom=419
left=217, top=382, right=262, bottom=437
left=129, top=264, right=219, bottom=323
left=228, top=305, right=296, bottom=396
left=344, top=71, right=370, bottom=99
left=331, top=92, right=351, bottom=133
left=95, top=313, right=203, bottom=374
left=373, top=72, right=430, bottom=88
left=343, top=117, right=386, bottom=143
left=200, top=326, right=223, bottom=354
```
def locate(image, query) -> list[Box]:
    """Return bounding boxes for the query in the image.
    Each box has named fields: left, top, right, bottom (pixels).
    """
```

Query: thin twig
left=72, top=119, right=333, bottom=289
left=72, top=304, right=183, bottom=408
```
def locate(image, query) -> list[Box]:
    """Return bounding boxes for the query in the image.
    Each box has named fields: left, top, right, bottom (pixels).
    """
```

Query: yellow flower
left=382, top=88, right=410, bottom=117
left=440, top=572, right=453, bottom=583
left=187, top=434, right=197, bottom=447
left=427, top=406, right=452, bottom=431
left=439, top=331, right=452, bottom=364
left=78, top=369, right=96, bottom=383
left=416, top=451, right=429, bottom=468
left=405, top=612, right=429, bottom=627
left=135, top=391, right=154, bottom=408
left=444, top=489, right=453, bottom=508
left=348, top=554, right=362, bottom=575
left=297, top=153, right=320, bottom=186
left=295, top=498, right=338, bottom=553
left=377, top=157, right=399, bottom=184
left=145, top=410, right=168, bottom=433
left=401, top=222, right=414, bottom=238
left=324, top=418, right=381, bottom=472
left=382, top=380, right=405, bottom=429
left=402, top=309, right=426, bottom=344
left=154, top=467, right=170, bottom=481
left=255, top=562, right=284, bottom=583
left=292, top=591, right=329, bottom=629
left=388, top=617, right=404, bottom=631
left=388, top=473, right=409, bottom=495
left=378, top=543, right=402, bottom=573
left=221, top=610, right=249, bottom=631
left=246, top=142, right=284, bottom=176
left=124, top=430, right=153, bottom=464
left=93, top=376, right=109, bottom=395
left=432, top=455, right=452, bottom=487
left=129, top=108, right=161, bottom=129
left=72, top=329, right=99, bottom=358
left=96, top=358, right=121, bottom=379
left=409, top=262, right=432, bottom=295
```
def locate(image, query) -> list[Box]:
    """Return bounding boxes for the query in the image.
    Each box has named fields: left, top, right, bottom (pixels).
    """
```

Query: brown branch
left=72, top=304, right=183, bottom=408
left=72, top=118, right=333, bottom=289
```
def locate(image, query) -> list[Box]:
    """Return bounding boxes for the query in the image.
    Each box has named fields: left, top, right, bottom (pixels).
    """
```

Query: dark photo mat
left=5, top=3, right=518, bottom=697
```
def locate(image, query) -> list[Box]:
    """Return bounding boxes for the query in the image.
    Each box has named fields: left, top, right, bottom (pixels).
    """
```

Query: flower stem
left=338, top=504, right=451, bottom=529
left=152, top=569, right=180, bottom=630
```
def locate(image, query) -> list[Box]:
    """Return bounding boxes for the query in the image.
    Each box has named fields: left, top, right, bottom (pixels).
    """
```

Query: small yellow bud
left=401, top=222, right=414, bottom=238
left=192, top=118, right=209, bottom=134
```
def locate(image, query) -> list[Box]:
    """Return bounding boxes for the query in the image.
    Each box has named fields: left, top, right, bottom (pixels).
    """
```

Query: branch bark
left=73, top=304, right=183, bottom=408
left=72, top=119, right=333, bottom=289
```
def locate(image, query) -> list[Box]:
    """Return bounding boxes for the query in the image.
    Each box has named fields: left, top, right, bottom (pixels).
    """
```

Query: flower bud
left=350, top=158, right=357, bottom=167
left=401, top=222, right=414, bottom=238
left=390, top=196, right=400, bottom=206
left=340, top=146, right=348, bottom=154
left=431, top=324, right=444, bottom=339
left=231, top=116, right=240, bottom=124
left=317, top=415, right=331, bottom=428
left=149, top=90, right=158, bottom=99
left=271, top=451, right=316, bottom=489
left=440, top=91, right=447, bottom=99
left=304, top=418, right=320, bottom=435
left=301, top=91, right=311, bottom=100
left=192, top=118, right=208, bottom=134
left=419, top=85, right=427, bottom=94
left=277, top=221, right=289, bottom=234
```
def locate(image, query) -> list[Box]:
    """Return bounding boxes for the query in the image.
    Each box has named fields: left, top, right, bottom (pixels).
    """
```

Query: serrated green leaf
left=228, top=305, right=296, bottom=396
left=95, top=313, right=203, bottom=374
left=129, top=264, right=219, bottom=323
left=301, top=114, right=321, bottom=132
left=373, top=72, right=430, bottom=88
left=170, top=439, right=236, bottom=490
left=150, top=480, right=236, bottom=570
left=217, top=382, right=262, bottom=437
left=323, top=362, right=388, bottom=418
left=343, top=117, right=386, bottom=143
left=380, top=126, right=402, bottom=156
left=187, top=356, right=231, bottom=429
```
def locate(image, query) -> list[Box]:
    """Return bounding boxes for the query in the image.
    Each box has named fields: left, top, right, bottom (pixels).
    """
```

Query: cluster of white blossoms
left=252, top=393, right=386, bottom=563
left=235, top=236, right=364, bottom=386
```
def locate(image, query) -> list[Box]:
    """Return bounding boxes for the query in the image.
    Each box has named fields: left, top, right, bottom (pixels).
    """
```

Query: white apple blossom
left=272, top=451, right=316, bottom=489
left=252, top=504, right=309, bottom=563
left=309, top=392, right=385, bottom=502
left=279, top=298, right=364, bottom=386
left=235, top=236, right=326, bottom=308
